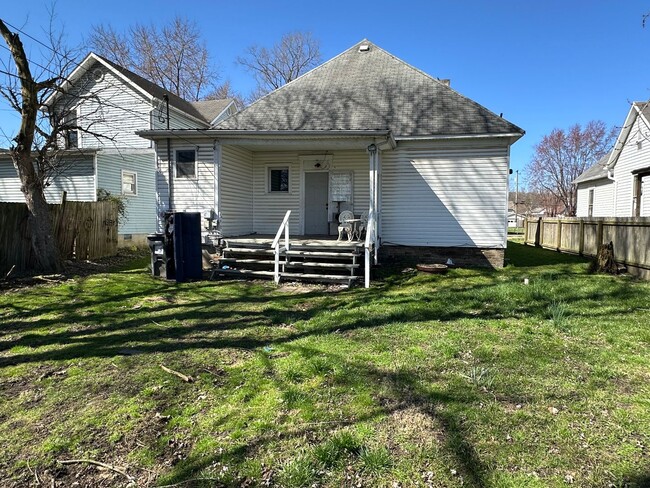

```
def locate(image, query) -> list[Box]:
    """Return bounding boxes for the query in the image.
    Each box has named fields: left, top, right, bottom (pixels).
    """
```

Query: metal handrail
left=364, top=211, right=376, bottom=288
left=272, top=210, right=291, bottom=284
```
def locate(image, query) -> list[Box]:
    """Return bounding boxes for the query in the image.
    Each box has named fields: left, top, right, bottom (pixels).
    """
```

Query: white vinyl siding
left=152, top=104, right=209, bottom=130
left=576, top=179, right=615, bottom=217
left=0, top=155, right=96, bottom=203
left=251, top=150, right=369, bottom=235
left=96, top=150, right=157, bottom=235
left=220, top=145, right=253, bottom=237
left=381, top=140, right=509, bottom=248
left=155, top=140, right=214, bottom=216
left=613, top=123, right=650, bottom=216
left=57, top=61, right=152, bottom=150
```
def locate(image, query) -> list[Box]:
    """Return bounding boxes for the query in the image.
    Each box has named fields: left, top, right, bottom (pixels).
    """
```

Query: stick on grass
left=160, top=364, right=194, bottom=383
left=58, top=459, right=134, bottom=482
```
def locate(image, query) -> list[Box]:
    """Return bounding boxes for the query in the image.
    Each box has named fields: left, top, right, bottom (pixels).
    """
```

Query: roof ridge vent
left=358, top=43, right=371, bottom=53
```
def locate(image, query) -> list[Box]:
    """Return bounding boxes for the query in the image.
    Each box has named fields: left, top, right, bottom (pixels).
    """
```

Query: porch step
left=222, top=247, right=275, bottom=255
left=212, top=268, right=358, bottom=285
left=287, top=261, right=359, bottom=270
left=218, top=258, right=358, bottom=270
left=285, top=250, right=360, bottom=258
left=213, top=269, right=276, bottom=279
left=215, top=239, right=365, bottom=286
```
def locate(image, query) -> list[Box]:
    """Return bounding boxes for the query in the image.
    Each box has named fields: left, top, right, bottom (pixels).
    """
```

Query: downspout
left=164, top=94, right=173, bottom=211
left=213, top=140, right=221, bottom=231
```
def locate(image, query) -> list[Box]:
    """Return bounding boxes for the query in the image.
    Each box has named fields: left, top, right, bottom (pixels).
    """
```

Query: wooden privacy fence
left=524, top=217, right=650, bottom=277
left=0, top=200, right=118, bottom=275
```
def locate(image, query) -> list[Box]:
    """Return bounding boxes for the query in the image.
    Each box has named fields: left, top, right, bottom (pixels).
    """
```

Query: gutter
left=136, top=129, right=393, bottom=139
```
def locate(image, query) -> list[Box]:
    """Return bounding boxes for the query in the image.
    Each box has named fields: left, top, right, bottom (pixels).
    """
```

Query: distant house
left=139, top=39, right=524, bottom=271
left=575, top=102, right=650, bottom=217
left=0, top=52, right=237, bottom=245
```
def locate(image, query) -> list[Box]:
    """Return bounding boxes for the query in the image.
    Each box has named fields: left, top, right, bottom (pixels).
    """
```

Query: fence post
left=578, top=219, right=585, bottom=255
left=556, top=219, right=562, bottom=251
left=523, top=218, right=529, bottom=245
left=534, top=217, right=543, bottom=247
left=596, top=220, right=604, bottom=247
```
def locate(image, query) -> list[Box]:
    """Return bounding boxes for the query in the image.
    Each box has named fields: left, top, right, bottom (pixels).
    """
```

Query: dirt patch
left=0, top=248, right=149, bottom=294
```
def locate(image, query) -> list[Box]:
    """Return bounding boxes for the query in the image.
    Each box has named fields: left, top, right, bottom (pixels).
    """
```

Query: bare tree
left=202, top=79, right=246, bottom=108
left=525, top=120, right=616, bottom=216
left=237, top=31, right=321, bottom=101
left=0, top=18, right=111, bottom=273
left=88, top=16, right=220, bottom=101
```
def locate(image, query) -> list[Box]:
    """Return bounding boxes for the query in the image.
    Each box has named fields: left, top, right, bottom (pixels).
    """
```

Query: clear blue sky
left=2, top=0, right=650, bottom=182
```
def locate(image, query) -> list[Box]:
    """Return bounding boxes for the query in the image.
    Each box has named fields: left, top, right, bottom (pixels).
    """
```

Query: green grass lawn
left=1, top=242, right=649, bottom=487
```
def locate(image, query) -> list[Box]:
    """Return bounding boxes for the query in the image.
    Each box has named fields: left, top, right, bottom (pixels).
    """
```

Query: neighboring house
left=507, top=210, right=525, bottom=228
left=575, top=102, right=650, bottom=217
left=574, top=151, right=614, bottom=217
left=0, top=52, right=237, bottom=245
left=139, top=39, right=524, bottom=268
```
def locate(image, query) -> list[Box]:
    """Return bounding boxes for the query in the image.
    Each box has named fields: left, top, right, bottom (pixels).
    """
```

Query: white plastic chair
left=337, top=210, right=354, bottom=241
left=356, top=210, right=369, bottom=240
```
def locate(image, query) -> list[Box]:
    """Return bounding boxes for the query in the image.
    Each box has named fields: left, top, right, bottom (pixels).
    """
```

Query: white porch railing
left=272, top=210, right=292, bottom=284
left=364, top=212, right=377, bottom=288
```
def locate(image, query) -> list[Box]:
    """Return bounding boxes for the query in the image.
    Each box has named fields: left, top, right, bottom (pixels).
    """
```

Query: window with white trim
left=64, top=112, right=79, bottom=149
left=176, top=149, right=196, bottom=178
left=269, top=167, right=289, bottom=192
left=588, top=188, right=594, bottom=217
left=122, top=170, right=137, bottom=196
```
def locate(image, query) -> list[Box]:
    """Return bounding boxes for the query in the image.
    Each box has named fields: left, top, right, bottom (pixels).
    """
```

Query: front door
left=304, top=172, right=329, bottom=235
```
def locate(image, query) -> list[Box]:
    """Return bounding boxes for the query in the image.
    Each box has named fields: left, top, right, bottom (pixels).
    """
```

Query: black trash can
left=146, top=233, right=165, bottom=277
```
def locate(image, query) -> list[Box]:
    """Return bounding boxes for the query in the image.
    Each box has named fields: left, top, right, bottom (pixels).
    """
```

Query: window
left=588, top=188, right=594, bottom=217
left=122, top=170, right=137, bottom=196
left=176, top=149, right=196, bottom=178
left=64, top=112, right=78, bottom=149
left=269, top=167, right=289, bottom=192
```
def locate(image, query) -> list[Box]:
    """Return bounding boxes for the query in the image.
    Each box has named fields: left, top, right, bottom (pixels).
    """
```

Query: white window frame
left=267, top=166, right=290, bottom=193
left=175, top=148, right=197, bottom=179
left=121, top=170, right=137, bottom=196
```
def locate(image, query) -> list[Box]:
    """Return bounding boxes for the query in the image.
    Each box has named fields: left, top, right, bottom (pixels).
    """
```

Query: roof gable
left=607, top=101, right=650, bottom=169
left=216, top=40, right=523, bottom=137
left=45, top=52, right=211, bottom=125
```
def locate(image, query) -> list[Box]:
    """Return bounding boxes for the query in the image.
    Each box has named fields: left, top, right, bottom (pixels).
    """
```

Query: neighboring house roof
left=44, top=52, right=232, bottom=127
left=573, top=151, right=613, bottom=184
left=191, top=99, right=236, bottom=125
left=94, top=54, right=209, bottom=123
left=215, top=39, right=524, bottom=138
left=606, top=101, right=650, bottom=169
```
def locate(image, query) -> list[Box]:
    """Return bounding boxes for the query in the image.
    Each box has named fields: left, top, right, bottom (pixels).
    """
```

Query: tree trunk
left=1, top=20, right=63, bottom=274
left=21, top=167, right=63, bottom=273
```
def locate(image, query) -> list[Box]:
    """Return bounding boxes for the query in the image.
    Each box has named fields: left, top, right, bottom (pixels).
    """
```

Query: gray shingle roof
left=573, top=151, right=612, bottom=184
left=95, top=54, right=209, bottom=124
left=215, top=40, right=523, bottom=137
left=191, top=99, right=234, bottom=123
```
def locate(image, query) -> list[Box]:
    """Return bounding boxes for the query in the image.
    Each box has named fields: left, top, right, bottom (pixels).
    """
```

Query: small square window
left=269, top=168, right=289, bottom=192
left=122, top=170, right=137, bottom=196
left=176, top=150, right=196, bottom=178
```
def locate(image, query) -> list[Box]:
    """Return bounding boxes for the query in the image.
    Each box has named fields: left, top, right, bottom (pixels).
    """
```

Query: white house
left=0, top=52, right=237, bottom=245
left=575, top=102, right=650, bottom=217
left=139, top=40, right=524, bottom=276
